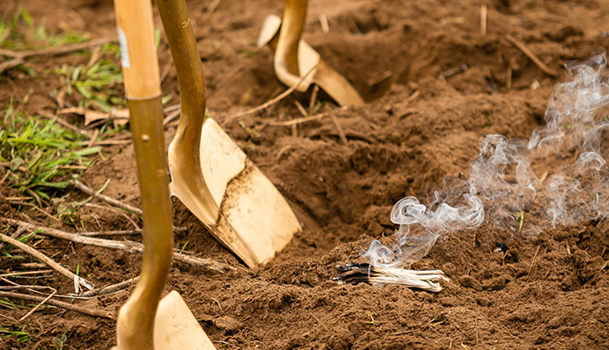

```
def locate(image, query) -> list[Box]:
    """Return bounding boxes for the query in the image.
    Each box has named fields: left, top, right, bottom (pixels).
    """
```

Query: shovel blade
left=198, top=118, right=301, bottom=267
left=312, top=59, right=365, bottom=106
left=154, top=291, right=216, bottom=350
left=261, top=14, right=364, bottom=106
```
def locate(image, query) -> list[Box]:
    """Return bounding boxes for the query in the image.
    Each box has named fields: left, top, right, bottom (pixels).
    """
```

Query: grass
left=54, top=58, right=124, bottom=112
left=0, top=325, right=31, bottom=343
left=0, top=102, right=101, bottom=205
left=0, top=7, right=89, bottom=51
left=518, top=211, right=525, bottom=233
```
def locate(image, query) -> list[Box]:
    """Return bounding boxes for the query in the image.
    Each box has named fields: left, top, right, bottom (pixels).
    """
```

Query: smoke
left=364, top=49, right=609, bottom=268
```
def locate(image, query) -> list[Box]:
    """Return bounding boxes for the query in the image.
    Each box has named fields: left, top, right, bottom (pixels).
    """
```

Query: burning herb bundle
left=334, top=264, right=448, bottom=293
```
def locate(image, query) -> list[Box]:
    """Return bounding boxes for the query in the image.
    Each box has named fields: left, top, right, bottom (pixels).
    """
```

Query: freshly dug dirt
left=1, top=0, right=608, bottom=349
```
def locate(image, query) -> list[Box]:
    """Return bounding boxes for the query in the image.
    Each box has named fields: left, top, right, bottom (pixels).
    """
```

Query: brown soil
left=1, top=0, right=609, bottom=349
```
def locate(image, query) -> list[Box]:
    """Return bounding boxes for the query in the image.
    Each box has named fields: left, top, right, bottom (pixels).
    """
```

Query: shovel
left=156, top=0, right=301, bottom=268
left=112, top=0, right=215, bottom=349
left=258, top=0, right=364, bottom=107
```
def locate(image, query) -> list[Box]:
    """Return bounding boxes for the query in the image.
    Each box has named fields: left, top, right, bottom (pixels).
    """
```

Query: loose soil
left=1, top=0, right=609, bottom=349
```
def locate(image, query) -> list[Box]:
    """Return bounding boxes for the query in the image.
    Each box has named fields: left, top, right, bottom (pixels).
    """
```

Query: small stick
left=294, top=100, right=308, bottom=118
left=404, top=90, right=420, bottom=105
left=228, top=65, right=317, bottom=120
left=206, top=0, right=223, bottom=18
left=0, top=291, right=113, bottom=319
left=72, top=180, right=143, bottom=216
left=81, top=277, right=139, bottom=297
left=78, top=229, right=143, bottom=237
left=83, top=203, right=141, bottom=230
left=0, top=57, right=24, bottom=73
left=480, top=4, right=487, bottom=35
left=331, top=114, right=348, bottom=145
left=539, top=171, right=549, bottom=184
left=19, top=289, right=57, bottom=321
left=0, top=270, right=53, bottom=278
left=2, top=218, right=234, bottom=272
left=163, top=109, right=181, bottom=126
left=270, top=114, right=325, bottom=126
left=0, top=232, right=93, bottom=292
left=0, top=37, right=113, bottom=59
left=78, top=226, right=186, bottom=237
left=0, top=170, right=10, bottom=186
left=0, top=225, right=26, bottom=252
left=38, top=110, right=92, bottom=139
left=319, top=14, right=330, bottom=34
left=87, top=129, right=100, bottom=148
left=505, top=34, right=558, bottom=77
left=309, top=84, right=320, bottom=115
left=8, top=201, right=60, bottom=223
left=527, top=246, right=541, bottom=276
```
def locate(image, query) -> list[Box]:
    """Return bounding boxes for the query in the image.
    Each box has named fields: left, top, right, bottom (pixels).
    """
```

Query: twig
left=320, top=14, right=330, bottom=34
left=0, top=57, right=24, bottom=73
left=205, top=0, right=223, bottom=19
left=228, top=65, right=317, bottom=120
left=294, top=101, right=308, bottom=118
left=480, top=4, right=487, bottom=35
left=8, top=200, right=60, bottom=222
left=331, top=114, right=348, bottom=145
left=0, top=170, right=10, bottom=186
left=81, top=277, right=139, bottom=297
left=539, top=171, right=549, bottom=184
left=0, top=270, right=53, bottom=278
left=82, top=203, right=141, bottom=230
left=78, top=229, right=143, bottom=237
left=77, top=226, right=186, bottom=237
left=309, top=84, right=320, bottom=114
left=0, top=282, right=88, bottom=300
left=505, top=34, right=558, bottom=77
left=19, top=289, right=57, bottom=321
left=404, top=90, right=420, bottom=105
left=269, top=114, right=325, bottom=126
left=0, top=37, right=113, bottom=59
left=163, top=109, right=181, bottom=127
left=1, top=218, right=235, bottom=272
left=0, top=291, right=113, bottom=318
left=87, top=129, right=100, bottom=148
left=72, top=180, right=143, bottom=216
left=0, top=225, right=25, bottom=252
left=0, top=232, right=93, bottom=293
left=38, top=110, right=91, bottom=139
left=527, top=246, right=541, bottom=276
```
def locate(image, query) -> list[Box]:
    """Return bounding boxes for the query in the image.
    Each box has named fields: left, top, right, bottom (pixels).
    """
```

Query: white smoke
left=365, top=49, right=609, bottom=268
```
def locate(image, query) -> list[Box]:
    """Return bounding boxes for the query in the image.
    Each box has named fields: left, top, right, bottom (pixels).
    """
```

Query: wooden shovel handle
left=114, top=0, right=161, bottom=99
left=112, top=1, right=173, bottom=350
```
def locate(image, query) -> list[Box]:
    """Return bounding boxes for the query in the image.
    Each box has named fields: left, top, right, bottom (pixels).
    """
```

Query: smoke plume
left=364, top=49, right=609, bottom=268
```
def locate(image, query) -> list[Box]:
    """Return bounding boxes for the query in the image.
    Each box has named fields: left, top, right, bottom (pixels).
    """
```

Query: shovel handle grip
left=114, top=0, right=161, bottom=99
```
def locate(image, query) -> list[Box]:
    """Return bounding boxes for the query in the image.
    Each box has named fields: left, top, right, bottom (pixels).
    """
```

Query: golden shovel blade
left=258, top=14, right=364, bottom=107
left=153, top=291, right=216, bottom=350
left=169, top=118, right=301, bottom=268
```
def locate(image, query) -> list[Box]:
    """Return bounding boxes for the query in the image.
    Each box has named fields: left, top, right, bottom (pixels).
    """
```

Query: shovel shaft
left=156, top=0, right=220, bottom=225
left=276, top=0, right=308, bottom=76
left=156, top=0, right=207, bottom=146
left=113, top=0, right=173, bottom=349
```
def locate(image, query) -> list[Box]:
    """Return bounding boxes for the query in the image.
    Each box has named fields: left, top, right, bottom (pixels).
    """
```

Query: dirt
left=1, top=0, right=609, bottom=349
